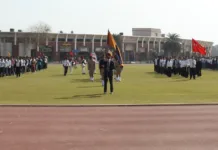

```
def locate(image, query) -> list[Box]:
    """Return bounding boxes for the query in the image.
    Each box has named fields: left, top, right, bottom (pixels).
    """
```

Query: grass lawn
left=0, top=64, right=218, bottom=105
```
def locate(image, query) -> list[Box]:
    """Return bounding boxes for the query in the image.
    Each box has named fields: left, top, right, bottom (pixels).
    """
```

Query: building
left=0, top=28, right=213, bottom=62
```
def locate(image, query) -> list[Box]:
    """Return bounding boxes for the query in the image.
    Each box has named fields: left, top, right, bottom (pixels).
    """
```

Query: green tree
left=163, top=33, right=181, bottom=57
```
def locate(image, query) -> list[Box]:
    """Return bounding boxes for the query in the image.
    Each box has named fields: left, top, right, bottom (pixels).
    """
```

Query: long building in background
left=0, top=28, right=213, bottom=62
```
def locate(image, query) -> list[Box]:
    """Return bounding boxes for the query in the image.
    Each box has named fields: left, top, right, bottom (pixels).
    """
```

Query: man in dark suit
left=104, top=51, right=115, bottom=94
left=196, top=58, right=202, bottom=77
left=99, top=55, right=105, bottom=86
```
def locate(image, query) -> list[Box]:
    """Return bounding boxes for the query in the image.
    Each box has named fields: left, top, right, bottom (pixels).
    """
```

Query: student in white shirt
left=5, top=58, right=9, bottom=76
left=189, top=57, right=197, bottom=80
left=166, top=58, right=173, bottom=77
left=44, top=57, right=48, bottom=69
left=81, top=56, right=87, bottom=74
left=0, top=58, right=5, bottom=77
left=8, top=58, right=12, bottom=76
left=62, top=57, right=70, bottom=76
left=15, top=58, right=21, bottom=78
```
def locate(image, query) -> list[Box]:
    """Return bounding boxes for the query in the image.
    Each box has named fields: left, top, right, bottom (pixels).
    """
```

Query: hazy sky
left=0, top=0, right=217, bottom=44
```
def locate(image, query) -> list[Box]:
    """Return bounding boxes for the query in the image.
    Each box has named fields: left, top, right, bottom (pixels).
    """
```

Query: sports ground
left=1, top=64, right=218, bottom=105
left=1, top=65, right=218, bottom=150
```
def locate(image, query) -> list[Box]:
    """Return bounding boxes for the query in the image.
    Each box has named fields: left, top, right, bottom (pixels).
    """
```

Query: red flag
left=192, top=39, right=206, bottom=55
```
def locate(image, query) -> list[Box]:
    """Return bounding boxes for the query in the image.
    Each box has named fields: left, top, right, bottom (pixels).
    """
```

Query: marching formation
left=154, top=56, right=202, bottom=80
left=0, top=56, right=48, bottom=78
left=62, top=51, right=124, bottom=94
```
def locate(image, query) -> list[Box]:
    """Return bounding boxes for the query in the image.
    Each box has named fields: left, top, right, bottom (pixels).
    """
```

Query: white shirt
left=190, top=59, right=196, bottom=68
left=8, top=60, right=12, bottom=68
left=5, top=59, right=9, bottom=68
left=45, top=58, right=48, bottom=63
left=186, top=59, right=191, bottom=67
left=0, top=59, right=5, bottom=68
left=166, top=59, right=173, bottom=68
left=63, top=60, right=70, bottom=67
left=16, top=60, right=21, bottom=67
left=154, top=59, right=158, bottom=65
left=21, top=59, right=25, bottom=67
left=161, top=59, right=166, bottom=67
left=180, top=60, right=186, bottom=68
left=82, top=59, right=87, bottom=67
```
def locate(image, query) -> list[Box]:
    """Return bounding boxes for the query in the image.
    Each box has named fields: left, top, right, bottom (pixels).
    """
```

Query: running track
left=0, top=105, right=218, bottom=150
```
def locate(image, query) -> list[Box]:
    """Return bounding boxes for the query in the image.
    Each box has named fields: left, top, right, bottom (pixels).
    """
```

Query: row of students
left=0, top=56, right=48, bottom=78
left=154, top=57, right=202, bottom=80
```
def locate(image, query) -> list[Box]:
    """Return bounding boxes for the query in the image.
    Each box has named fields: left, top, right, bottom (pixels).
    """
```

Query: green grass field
left=0, top=64, right=218, bottom=105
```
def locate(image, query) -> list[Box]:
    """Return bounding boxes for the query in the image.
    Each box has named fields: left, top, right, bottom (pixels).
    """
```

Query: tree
left=28, top=22, right=52, bottom=52
left=163, top=33, right=181, bottom=57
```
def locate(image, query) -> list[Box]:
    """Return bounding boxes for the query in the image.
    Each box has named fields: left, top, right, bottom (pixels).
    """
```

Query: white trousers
left=82, top=67, right=86, bottom=74
left=69, top=66, right=73, bottom=74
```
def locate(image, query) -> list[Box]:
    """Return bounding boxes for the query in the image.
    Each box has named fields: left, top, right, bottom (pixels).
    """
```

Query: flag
left=107, top=30, right=123, bottom=65
left=192, top=39, right=206, bottom=55
left=107, top=30, right=117, bottom=49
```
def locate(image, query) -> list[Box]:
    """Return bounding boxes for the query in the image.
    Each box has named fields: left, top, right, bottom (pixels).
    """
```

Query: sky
left=0, top=0, right=217, bottom=44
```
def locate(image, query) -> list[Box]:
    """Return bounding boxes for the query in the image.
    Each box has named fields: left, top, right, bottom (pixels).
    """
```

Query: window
left=102, top=39, right=107, bottom=42
left=85, top=39, right=92, bottom=42
left=77, top=39, right=83, bottom=42
left=58, top=38, right=65, bottom=42
left=138, top=41, right=142, bottom=44
left=155, top=33, right=158, bottom=36
left=67, top=39, right=73, bottom=42
left=94, top=39, right=101, bottom=42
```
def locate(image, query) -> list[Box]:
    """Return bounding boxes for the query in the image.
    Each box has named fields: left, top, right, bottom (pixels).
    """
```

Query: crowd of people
left=200, top=57, right=218, bottom=70
left=154, top=56, right=202, bottom=80
left=62, top=51, right=124, bottom=94
left=0, top=56, right=48, bottom=78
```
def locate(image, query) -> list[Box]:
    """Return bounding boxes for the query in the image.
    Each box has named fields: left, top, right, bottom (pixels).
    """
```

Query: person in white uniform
left=62, top=57, right=70, bottom=76
left=166, top=57, right=173, bottom=77
left=189, top=57, right=197, bottom=80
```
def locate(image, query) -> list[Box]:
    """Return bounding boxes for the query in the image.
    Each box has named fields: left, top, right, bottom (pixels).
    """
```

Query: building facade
left=0, top=28, right=213, bottom=62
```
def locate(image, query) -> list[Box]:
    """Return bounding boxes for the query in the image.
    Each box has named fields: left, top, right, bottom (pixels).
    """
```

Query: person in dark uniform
left=99, top=55, right=105, bottom=86
left=103, top=51, right=115, bottom=94
left=196, top=58, right=202, bottom=77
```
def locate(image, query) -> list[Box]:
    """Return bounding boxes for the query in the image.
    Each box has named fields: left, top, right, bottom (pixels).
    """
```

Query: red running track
left=0, top=106, right=218, bottom=150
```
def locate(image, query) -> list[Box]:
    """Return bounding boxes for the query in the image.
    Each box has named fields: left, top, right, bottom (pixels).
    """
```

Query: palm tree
left=163, top=33, right=181, bottom=57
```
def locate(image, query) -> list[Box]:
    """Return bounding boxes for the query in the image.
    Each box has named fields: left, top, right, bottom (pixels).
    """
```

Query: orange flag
left=107, top=30, right=123, bottom=65
left=192, top=39, right=206, bottom=55
left=107, top=30, right=117, bottom=49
